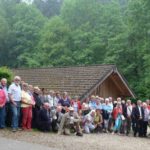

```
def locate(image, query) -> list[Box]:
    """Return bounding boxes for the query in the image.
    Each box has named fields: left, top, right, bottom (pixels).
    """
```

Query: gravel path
left=0, top=129, right=150, bottom=150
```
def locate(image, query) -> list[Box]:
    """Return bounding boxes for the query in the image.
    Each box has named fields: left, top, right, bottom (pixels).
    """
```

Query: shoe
left=76, top=132, right=83, bottom=137
left=18, top=128, right=23, bottom=131
left=12, top=128, right=17, bottom=132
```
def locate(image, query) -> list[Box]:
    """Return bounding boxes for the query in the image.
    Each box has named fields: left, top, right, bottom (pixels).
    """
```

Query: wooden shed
left=12, top=64, right=135, bottom=100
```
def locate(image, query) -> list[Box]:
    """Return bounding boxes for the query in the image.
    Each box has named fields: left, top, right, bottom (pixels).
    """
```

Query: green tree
left=33, top=0, right=63, bottom=18
left=10, top=3, right=46, bottom=67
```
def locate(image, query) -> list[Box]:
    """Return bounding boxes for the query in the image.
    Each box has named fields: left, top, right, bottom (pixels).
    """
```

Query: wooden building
left=12, top=64, right=135, bottom=100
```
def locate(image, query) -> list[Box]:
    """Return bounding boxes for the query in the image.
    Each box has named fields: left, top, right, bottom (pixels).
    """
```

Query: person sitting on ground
left=37, top=103, right=51, bottom=132
left=58, top=107, right=83, bottom=136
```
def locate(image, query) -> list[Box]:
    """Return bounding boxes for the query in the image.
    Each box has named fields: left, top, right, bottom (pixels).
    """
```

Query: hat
left=95, top=96, right=100, bottom=99
left=34, top=86, right=40, bottom=91
left=68, top=107, right=74, bottom=111
left=91, top=95, right=95, bottom=99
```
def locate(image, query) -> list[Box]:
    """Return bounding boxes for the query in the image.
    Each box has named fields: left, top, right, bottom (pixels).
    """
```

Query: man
left=132, top=100, right=144, bottom=137
left=51, top=105, right=63, bottom=132
left=37, top=103, right=52, bottom=132
left=58, top=107, right=83, bottom=136
left=8, top=76, right=22, bottom=132
left=0, top=86, right=6, bottom=129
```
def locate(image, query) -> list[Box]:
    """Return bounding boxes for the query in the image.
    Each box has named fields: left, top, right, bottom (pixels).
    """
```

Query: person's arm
left=8, top=85, right=17, bottom=106
left=9, top=93, right=17, bottom=106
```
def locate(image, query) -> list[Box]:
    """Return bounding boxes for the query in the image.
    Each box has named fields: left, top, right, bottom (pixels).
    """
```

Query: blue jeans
left=11, top=102, right=21, bottom=129
left=0, top=106, right=6, bottom=128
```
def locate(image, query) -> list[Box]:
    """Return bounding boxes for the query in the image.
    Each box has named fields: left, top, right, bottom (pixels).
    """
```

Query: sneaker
left=12, top=128, right=17, bottom=132
left=76, top=132, right=83, bottom=137
left=18, top=128, right=23, bottom=131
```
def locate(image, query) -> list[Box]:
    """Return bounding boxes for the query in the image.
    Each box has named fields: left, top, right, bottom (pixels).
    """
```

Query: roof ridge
left=12, top=64, right=115, bottom=70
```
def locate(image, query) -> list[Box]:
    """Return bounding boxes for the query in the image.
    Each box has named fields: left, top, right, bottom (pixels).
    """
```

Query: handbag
left=121, top=115, right=125, bottom=120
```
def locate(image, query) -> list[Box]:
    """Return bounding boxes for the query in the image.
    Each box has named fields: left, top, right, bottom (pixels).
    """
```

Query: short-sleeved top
left=8, top=83, right=21, bottom=102
left=21, top=90, right=32, bottom=108
left=0, top=89, right=6, bottom=106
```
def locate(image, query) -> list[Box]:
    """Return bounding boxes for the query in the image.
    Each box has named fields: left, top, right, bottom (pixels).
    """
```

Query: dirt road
left=0, top=129, right=150, bottom=150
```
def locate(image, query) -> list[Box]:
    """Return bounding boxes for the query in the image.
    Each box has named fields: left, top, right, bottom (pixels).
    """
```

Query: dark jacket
left=132, top=106, right=144, bottom=121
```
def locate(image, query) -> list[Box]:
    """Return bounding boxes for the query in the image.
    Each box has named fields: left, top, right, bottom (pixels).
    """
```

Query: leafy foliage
left=0, top=67, right=13, bottom=84
left=0, top=0, right=150, bottom=98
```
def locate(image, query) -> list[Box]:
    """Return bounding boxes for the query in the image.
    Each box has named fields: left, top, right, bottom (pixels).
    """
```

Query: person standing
left=112, top=102, right=123, bottom=134
left=58, top=92, right=70, bottom=114
left=125, top=100, right=133, bottom=135
left=142, top=103, right=150, bottom=137
left=21, top=83, right=35, bottom=130
left=0, top=86, right=6, bottom=129
left=0, top=78, right=8, bottom=128
left=32, top=86, right=42, bottom=128
left=132, top=100, right=144, bottom=137
left=8, top=76, right=22, bottom=132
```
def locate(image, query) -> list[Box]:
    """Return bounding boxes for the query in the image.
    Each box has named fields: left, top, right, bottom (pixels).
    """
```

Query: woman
left=143, top=102, right=150, bottom=137
left=58, top=92, right=70, bottom=114
left=112, top=102, right=123, bottom=134
left=21, top=83, right=35, bottom=130
left=0, top=87, right=6, bottom=129
left=94, top=108, right=103, bottom=133
left=71, top=96, right=82, bottom=113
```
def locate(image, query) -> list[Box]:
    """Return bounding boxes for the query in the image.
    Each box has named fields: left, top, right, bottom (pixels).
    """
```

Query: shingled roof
left=12, top=64, right=135, bottom=99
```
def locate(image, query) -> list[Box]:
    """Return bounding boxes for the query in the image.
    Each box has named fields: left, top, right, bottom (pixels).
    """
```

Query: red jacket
left=0, top=89, right=6, bottom=107
left=71, top=100, right=82, bottom=111
left=112, top=107, right=122, bottom=120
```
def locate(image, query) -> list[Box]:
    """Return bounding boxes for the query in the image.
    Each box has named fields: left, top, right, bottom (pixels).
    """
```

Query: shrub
left=0, top=67, right=13, bottom=85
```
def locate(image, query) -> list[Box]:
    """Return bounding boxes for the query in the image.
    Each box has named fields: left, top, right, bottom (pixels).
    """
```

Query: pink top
left=0, top=89, right=6, bottom=107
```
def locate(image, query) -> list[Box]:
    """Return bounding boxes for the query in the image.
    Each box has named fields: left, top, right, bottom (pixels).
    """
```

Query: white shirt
left=8, top=83, right=21, bottom=102
left=138, top=106, right=142, bottom=117
left=127, top=105, right=132, bottom=117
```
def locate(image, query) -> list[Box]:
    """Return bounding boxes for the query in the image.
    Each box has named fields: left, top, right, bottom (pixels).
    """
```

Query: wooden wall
left=92, top=76, right=124, bottom=99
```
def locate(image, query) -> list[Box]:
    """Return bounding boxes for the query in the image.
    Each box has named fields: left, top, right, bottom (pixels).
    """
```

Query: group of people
left=0, top=76, right=150, bottom=138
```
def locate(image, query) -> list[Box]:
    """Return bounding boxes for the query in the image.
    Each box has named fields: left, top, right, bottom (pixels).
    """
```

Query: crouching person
left=37, top=103, right=51, bottom=132
left=94, top=109, right=103, bottom=133
left=51, top=106, right=63, bottom=132
left=58, top=107, right=83, bottom=136
left=83, top=110, right=96, bottom=133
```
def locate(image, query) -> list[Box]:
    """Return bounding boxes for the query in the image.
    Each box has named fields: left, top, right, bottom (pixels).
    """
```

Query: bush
left=0, top=67, right=13, bottom=85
